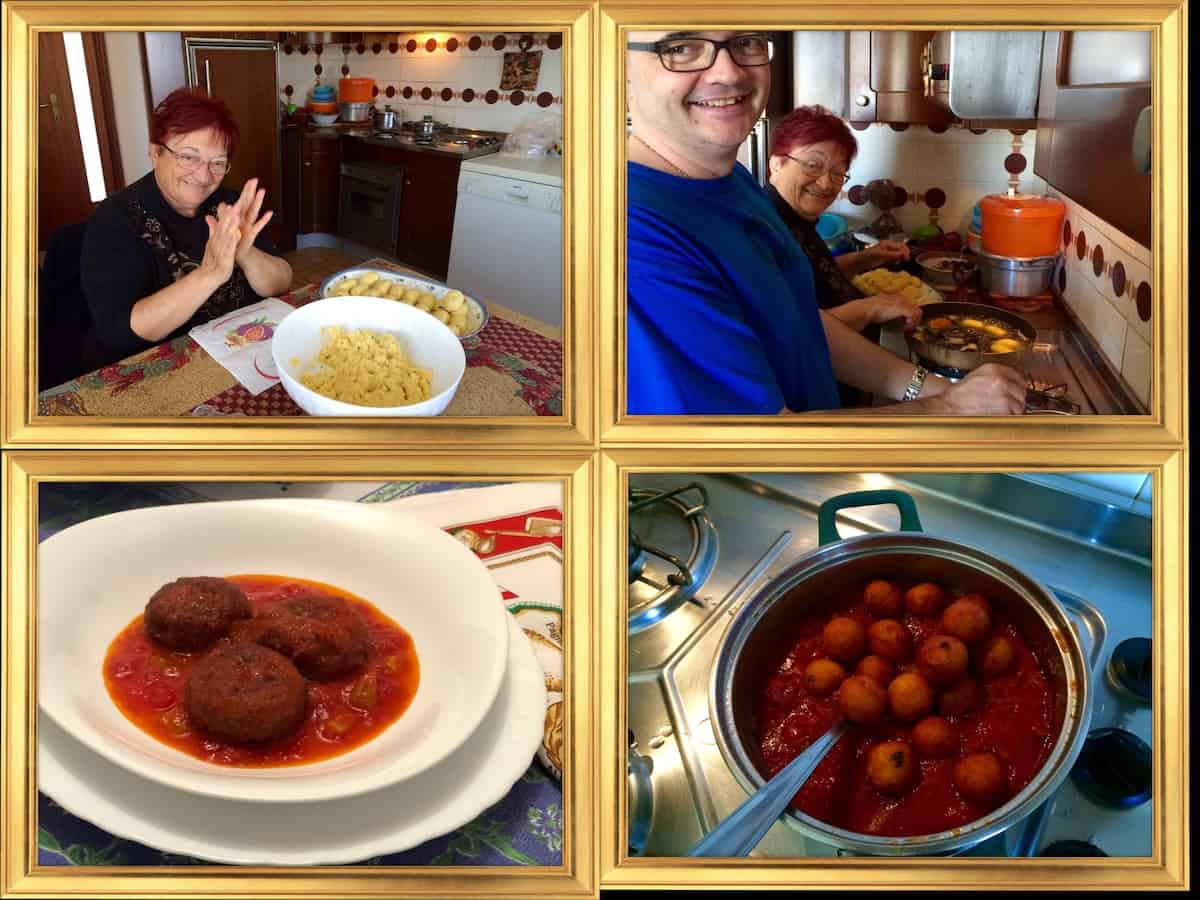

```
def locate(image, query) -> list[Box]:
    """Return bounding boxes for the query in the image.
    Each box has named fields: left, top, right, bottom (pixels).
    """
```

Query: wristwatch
left=902, top=365, right=929, bottom=402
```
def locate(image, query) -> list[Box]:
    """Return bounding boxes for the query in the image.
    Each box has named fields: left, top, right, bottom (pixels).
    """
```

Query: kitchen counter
left=286, top=121, right=504, bottom=160
left=459, top=154, right=563, bottom=187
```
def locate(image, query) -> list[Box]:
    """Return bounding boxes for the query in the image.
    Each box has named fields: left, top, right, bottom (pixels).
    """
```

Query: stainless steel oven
left=338, top=161, right=403, bottom=254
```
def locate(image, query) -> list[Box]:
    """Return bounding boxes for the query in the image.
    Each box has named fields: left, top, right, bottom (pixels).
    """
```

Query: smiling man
left=625, top=30, right=1027, bottom=416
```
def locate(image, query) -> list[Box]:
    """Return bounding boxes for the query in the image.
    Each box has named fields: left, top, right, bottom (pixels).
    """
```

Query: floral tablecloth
left=36, top=480, right=563, bottom=867
left=37, top=262, right=562, bottom=417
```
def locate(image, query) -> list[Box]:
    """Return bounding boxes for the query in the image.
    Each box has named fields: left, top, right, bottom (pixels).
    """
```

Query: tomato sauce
left=103, top=574, right=419, bottom=767
left=756, top=582, right=1055, bottom=837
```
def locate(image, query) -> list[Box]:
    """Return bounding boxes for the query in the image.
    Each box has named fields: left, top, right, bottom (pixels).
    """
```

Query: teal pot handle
left=817, top=489, right=923, bottom=546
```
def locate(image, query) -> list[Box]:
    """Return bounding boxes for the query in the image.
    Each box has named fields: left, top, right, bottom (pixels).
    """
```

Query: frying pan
left=904, top=301, right=1054, bottom=373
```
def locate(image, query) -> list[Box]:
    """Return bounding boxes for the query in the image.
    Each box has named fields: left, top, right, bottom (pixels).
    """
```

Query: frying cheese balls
left=953, top=752, right=1009, bottom=804
left=978, top=635, right=1016, bottom=678
left=186, top=642, right=307, bottom=744
left=822, top=616, right=867, bottom=662
left=866, top=740, right=919, bottom=795
left=938, top=677, right=981, bottom=716
left=863, top=579, right=905, bottom=618
left=905, top=582, right=948, bottom=617
left=887, top=672, right=936, bottom=721
left=804, top=658, right=847, bottom=697
left=917, top=634, right=970, bottom=686
left=856, top=654, right=896, bottom=685
left=911, top=716, right=959, bottom=757
left=837, top=675, right=888, bottom=724
left=942, top=599, right=992, bottom=644
left=867, top=619, right=913, bottom=663
left=144, top=576, right=253, bottom=651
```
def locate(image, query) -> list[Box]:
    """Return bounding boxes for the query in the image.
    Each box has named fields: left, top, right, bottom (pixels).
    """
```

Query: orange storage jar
left=980, top=193, right=1065, bottom=258
left=338, top=77, right=375, bottom=103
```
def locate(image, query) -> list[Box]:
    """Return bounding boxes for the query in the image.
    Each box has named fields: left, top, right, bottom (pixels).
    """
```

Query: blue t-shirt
left=627, top=161, right=841, bottom=415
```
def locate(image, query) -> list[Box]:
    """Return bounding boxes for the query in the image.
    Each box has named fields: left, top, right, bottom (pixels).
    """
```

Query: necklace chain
left=631, top=133, right=719, bottom=179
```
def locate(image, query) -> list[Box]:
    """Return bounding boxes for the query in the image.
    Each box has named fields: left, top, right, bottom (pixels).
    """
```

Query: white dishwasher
left=447, top=156, right=563, bottom=329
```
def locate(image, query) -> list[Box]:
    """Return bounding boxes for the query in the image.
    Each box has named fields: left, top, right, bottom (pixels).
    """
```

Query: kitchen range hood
left=924, top=31, right=1045, bottom=120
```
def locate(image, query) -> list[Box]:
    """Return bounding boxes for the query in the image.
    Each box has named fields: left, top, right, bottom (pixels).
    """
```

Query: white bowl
left=38, top=499, right=510, bottom=804
left=318, top=267, right=490, bottom=340
left=310, top=112, right=339, bottom=125
left=272, top=296, right=466, bottom=416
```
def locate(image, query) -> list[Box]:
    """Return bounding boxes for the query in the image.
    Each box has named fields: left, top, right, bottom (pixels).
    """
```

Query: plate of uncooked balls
left=319, top=268, right=489, bottom=340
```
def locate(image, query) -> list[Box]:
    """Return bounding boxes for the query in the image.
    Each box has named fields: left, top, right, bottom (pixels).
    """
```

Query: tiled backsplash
left=822, top=122, right=1049, bottom=236
left=1051, top=190, right=1153, bottom=411
left=278, top=31, right=563, bottom=135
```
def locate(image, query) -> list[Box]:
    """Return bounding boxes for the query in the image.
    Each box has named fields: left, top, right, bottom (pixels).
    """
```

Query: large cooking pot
left=975, top=248, right=1062, bottom=298
left=709, top=490, right=1093, bottom=856
left=904, top=301, right=1053, bottom=373
left=373, top=105, right=398, bottom=133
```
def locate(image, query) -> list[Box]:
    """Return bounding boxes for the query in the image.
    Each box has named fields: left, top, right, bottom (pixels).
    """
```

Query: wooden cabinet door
left=299, top=133, right=341, bottom=233
left=1033, top=32, right=1151, bottom=247
left=395, top=154, right=461, bottom=280
left=847, top=31, right=953, bottom=126
left=277, top=126, right=301, bottom=250
left=190, top=45, right=284, bottom=245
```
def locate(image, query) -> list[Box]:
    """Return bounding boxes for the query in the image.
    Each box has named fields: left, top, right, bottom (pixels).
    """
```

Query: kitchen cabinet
left=299, top=131, right=342, bottom=234
left=847, top=31, right=954, bottom=126
left=1033, top=31, right=1151, bottom=247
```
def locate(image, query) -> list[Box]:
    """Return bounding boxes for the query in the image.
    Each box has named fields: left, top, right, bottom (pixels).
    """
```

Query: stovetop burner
left=914, top=358, right=1082, bottom=415
left=1039, top=840, right=1108, bottom=857
left=628, top=484, right=717, bottom=634
left=1107, top=637, right=1152, bottom=704
left=1070, top=728, right=1153, bottom=809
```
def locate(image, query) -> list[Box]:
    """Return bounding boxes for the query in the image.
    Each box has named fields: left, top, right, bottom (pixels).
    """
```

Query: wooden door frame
left=79, top=32, right=125, bottom=194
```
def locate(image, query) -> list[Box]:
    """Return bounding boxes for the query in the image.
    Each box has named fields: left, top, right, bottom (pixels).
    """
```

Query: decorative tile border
left=1062, top=216, right=1152, bottom=322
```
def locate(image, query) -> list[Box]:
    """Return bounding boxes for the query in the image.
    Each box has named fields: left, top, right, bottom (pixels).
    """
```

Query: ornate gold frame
left=0, top=1, right=595, bottom=449
left=598, top=1, right=1187, bottom=445
left=599, top=448, right=1188, bottom=889
left=1, top=451, right=597, bottom=897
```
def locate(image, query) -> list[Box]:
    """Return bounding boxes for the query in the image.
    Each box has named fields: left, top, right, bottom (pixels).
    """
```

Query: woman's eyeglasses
left=158, top=143, right=230, bottom=177
left=626, top=33, right=774, bottom=73
left=787, top=155, right=851, bottom=186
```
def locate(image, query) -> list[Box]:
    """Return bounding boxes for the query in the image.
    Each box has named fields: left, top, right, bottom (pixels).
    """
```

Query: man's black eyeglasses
left=626, top=33, right=774, bottom=72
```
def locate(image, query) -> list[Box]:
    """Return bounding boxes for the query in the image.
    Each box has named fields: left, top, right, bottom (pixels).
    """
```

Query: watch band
left=902, top=365, right=929, bottom=402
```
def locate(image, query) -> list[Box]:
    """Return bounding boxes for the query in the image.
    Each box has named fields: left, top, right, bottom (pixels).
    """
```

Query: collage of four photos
left=0, top=1, right=1188, bottom=898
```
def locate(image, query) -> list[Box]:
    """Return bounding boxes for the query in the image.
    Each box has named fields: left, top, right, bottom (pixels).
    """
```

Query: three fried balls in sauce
left=799, top=578, right=1017, bottom=802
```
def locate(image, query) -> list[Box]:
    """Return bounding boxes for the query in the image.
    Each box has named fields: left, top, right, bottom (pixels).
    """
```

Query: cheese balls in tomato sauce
left=856, top=654, right=896, bottom=685
left=917, top=634, right=970, bottom=687
left=957, top=593, right=992, bottom=616
left=953, top=752, right=1009, bottom=803
left=866, top=740, right=919, bottom=795
left=887, top=671, right=935, bottom=721
left=911, top=716, right=959, bottom=757
left=977, top=635, right=1016, bottom=678
left=186, top=642, right=307, bottom=744
left=942, top=599, right=992, bottom=644
left=822, top=616, right=867, bottom=662
left=144, top=576, right=252, bottom=651
left=803, top=659, right=847, bottom=697
left=863, top=579, right=904, bottom=618
left=905, top=582, right=947, bottom=617
left=837, top=675, right=888, bottom=724
left=867, top=619, right=913, bottom=663
left=938, top=677, right=981, bottom=716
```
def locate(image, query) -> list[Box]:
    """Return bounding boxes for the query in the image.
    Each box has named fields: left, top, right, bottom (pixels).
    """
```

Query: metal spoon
left=687, top=720, right=848, bottom=857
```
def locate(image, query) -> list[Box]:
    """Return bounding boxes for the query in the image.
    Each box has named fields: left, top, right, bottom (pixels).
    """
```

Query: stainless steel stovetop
left=627, top=472, right=1153, bottom=858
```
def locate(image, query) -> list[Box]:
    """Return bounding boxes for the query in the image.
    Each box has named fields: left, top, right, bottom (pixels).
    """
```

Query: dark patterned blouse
left=80, top=172, right=283, bottom=370
left=766, top=183, right=864, bottom=310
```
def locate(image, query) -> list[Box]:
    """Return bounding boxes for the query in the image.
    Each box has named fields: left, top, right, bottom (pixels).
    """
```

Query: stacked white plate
left=318, top=267, right=490, bottom=340
left=37, top=500, right=546, bottom=864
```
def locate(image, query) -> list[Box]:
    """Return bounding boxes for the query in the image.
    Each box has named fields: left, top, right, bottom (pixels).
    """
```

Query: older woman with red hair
left=81, top=87, right=291, bottom=369
left=767, top=105, right=919, bottom=335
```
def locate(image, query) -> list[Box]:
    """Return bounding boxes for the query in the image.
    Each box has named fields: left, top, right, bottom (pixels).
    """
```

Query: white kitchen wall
left=820, top=123, right=1048, bottom=236
left=278, top=32, right=563, bottom=136
left=1050, top=189, right=1153, bottom=410
left=102, top=32, right=152, bottom=186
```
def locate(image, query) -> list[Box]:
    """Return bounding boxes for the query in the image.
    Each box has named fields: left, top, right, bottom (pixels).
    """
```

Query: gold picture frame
left=0, top=1, right=595, bottom=449
left=1, top=450, right=597, bottom=898
left=599, top=1, right=1187, bottom=444
left=599, top=448, right=1187, bottom=889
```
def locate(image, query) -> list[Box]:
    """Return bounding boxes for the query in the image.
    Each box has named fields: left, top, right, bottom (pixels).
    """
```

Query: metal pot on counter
left=373, top=105, right=398, bottom=133
left=339, top=101, right=374, bottom=123
left=708, top=490, right=1094, bottom=857
left=975, top=248, right=1062, bottom=298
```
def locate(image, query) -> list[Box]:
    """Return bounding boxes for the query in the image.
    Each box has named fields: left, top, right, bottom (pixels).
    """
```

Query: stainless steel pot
left=709, top=489, right=1093, bottom=856
left=339, top=101, right=374, bottom=123
left=975, top=248, right=1061, bottom=297
left=373, top=105, right=398, bottom=133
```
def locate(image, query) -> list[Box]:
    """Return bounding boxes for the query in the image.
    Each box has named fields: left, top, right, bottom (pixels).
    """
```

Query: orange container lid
left=981, top=193, right=1066, bottom=219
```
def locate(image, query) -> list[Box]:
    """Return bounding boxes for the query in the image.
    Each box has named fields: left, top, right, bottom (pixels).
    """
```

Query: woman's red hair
left=149, top=87, right=239, bottom=160
left=770, top=105, right=857, bottom=164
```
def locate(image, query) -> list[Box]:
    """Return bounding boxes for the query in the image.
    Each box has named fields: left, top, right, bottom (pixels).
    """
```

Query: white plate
left=38, top=500, right=509, bottom=804
left=39, top=613, right=546, bottom=865
left=318, top=267, right=490, bottom=340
